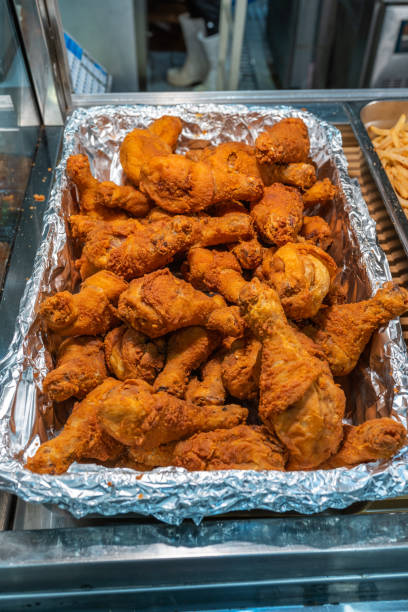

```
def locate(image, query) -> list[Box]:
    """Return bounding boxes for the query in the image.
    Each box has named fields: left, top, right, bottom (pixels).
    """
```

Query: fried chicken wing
left=186, top=353, right=226, bottom=406
left=302, top=178, right=337, bottom=207
left=239, top=279, right=323, bottom=425
left=26, top=379, right=124, bottom=474
left=69, top=214, right=143, bottom=245
left=66, top=154, right=147, bottom=219
left=43, top=336, right=107, bottom=402
left=250, top=183, right=304, bottom=246
left=83, top=215, right=196, bottom=280
left=187, top=248, right=247, bottom=304
left=174, top=425, right=287, bottom=471
left=259, top=162, right=316, bottom=190
left=255, top=118, right=310, bottom=164
left=309, top=281, right=408, bottom=376
left=139, top=154, right=263, bottom=214
left=300, top=215, right=333, bottom=250
left=119, top=116, right=182, bottom=186
left=221, top=334, right=261, bottom=402
left=229, top=237, right=265, bottom=270
left=257, top=242, right=338, bottom=319
left=320, top=418, right=406, bottom=469
left=98, top=378, right=248, bottom=448
left=153, top=326, right=220, bottom=397
left=39, top=271, right=127, bottom=336
left=104, top=325, right=165, bottom=383
left=118, top=268, right=244, bottom=338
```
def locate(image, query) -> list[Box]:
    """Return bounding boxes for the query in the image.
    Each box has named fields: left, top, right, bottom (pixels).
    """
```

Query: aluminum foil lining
left=0, top=103, right=408, bottom=525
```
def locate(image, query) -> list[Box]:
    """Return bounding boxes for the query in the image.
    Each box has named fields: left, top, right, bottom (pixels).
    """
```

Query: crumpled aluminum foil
left=0, top=103, right=407, bottom=525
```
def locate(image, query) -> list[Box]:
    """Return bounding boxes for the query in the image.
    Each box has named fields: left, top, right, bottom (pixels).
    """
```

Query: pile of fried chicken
left=26, top=115, right=408, bottom=476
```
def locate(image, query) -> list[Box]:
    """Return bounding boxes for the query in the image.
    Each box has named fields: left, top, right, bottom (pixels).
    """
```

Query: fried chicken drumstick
left=255, top=118, right=310, bottom=164
left=98, top=378, right=248, bottom=449
left=250, top=183, right=304, bottom=246
left=43, top=336, right=107, bottom=402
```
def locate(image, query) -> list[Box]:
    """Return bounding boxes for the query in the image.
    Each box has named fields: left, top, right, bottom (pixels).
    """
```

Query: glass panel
left=0, top=0, right=39, bottom=290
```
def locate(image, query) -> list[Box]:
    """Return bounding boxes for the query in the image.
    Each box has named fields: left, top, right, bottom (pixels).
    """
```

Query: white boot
left=167, top=13, right=209, bottom=87
left=194, top=32, right=220, bottom=91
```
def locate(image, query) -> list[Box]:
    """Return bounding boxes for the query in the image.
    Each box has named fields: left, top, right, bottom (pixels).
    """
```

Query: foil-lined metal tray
left=0, top=103, right=408, bottom=525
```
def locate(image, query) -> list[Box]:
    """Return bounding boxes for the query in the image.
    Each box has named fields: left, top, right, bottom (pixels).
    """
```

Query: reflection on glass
left=0, top=0, right=39, bottom=289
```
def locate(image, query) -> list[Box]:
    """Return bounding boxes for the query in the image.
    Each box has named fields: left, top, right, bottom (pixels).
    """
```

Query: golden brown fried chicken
left=119, top=116, right=182, bottom=186
left=104, top=325, right=165, bottom=383
left=229, top=237, right=265, bottom=270
left=309, top=281, right=408, bottom=376
left=300, top=215, right=333, bottom=250
left=69, top=214, right=143, bottom=245
left=139, top=154, right=263, bottom=214
left=302, top=178, right=337, bottom=207
left=221, top=334, right=261, bottom=402
left=83, top=215, right=196, bottom=281
left=174, top=425, right=287, bottom=471
left=43, top=336, right=107, bottom=402
left=200, top=142, right=261, bottom=179
left=250, top=183, right=304, bottom=246
left=26, top=379, right=124, bottom=475
left=194, top=211, right=254, bottom=248
left=125, top=442, right=177, bottom=470
left=257, top=242, right=338, bottom=320
left=98, top=378, right=248, bottom=448
left=147, top=115, right=183, bottom=149
left=272, top=358, right=345, bottom=470
left=320, top=418, right=406, bottom=469
left=66, top=154, right=148, bottom=219
left=255, top=118, right=310, bottom=165
left=187, top=248, right=247, bottom=304
left=186, top=354, right=226, bottom=406
left=118, top=268, right=245, bottom=338
left=153, top=326, right=220, bottom=398
left=259, top=162, right=316, bottom=189
left=40, top=271, right=127, bottom=337
left=239, top=279, right=323, bottom=426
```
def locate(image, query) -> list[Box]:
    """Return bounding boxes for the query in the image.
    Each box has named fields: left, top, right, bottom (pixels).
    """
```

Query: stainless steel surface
left=3, top=513, right=408, bottom=608
left=346, top=100, right=408, bottom=259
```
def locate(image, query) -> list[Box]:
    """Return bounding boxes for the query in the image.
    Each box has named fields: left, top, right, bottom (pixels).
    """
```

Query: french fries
left=369, top=114, right=408, bottom=209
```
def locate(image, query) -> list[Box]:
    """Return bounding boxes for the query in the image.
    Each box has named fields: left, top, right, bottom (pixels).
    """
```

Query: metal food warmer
left=3, top=1, right=408, bottom=609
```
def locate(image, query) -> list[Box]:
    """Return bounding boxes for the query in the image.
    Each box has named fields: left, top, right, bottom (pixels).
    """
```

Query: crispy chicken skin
left=69, top=214, right=143, bottom=245
left=125, top=442, right=177, bottom=470
left=139, top=154, right=263, bottom=214
left=199, top=142, right=261, bottom=179
left=119, top=115, right=182, bottom=186
left=229, top=237, right=265, bottom=270
left=309, top=281, right=408, bottom=376
left=118, top=268, right=244, bottom=338
left=259, top=162, right=316, bottom=190
left=39, top=271, right=127, bottom=336
left=320, top=418, right=406, bottom=469
left=43, top=336, right=107, bottom=402
left=153, top=326, right=220, bottom=397
left=250, top=183, right=304, bottom=246
left=174, top=425, right=287, bottom=471
left=194, top=211, right=254, bottom=248
left=106, top=215, right=196, bottom=280
left=257, top=242, right=338, bottom=320
left=221, top=334, right=261, bottom=402
left=255, top=118, right=310, bottom=165
left=147, top=115, right=183, bottom=149
left=26, top=379, right=124, bottom=475
left=239, top=279, right=323, bottom=425
left=104, top=325, right=165, bottom=383
left=302, top=178, right=337, bottom=207
left=98, top=378, right=248, bottom=449
left=300, top=215, right=333, bottom=250
left=66, top=154, right=148, bottom=219
left=187, top=248, right=247, bottom=304
left=272, top=358, right=345, bottom=470
left=186, top=354, right=226, bottom=406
